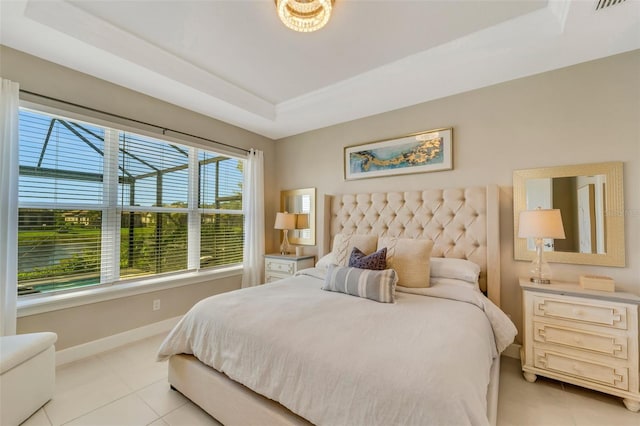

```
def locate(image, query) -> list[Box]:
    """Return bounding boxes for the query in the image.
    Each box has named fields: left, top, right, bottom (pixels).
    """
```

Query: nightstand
left=264, top=254, right=315, bottom=283
left=520, top=278, right=640, bottom=411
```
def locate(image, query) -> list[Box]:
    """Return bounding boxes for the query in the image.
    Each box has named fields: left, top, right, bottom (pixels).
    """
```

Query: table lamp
left=295, top=213, right=309, bottom=230
left=274, top=212, right=296, bottom=255
left=518, top=208, right=565, bottom=284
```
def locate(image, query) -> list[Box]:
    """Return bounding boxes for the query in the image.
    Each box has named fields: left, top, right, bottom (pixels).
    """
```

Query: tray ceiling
left=1, top=0, right=639, bottom=139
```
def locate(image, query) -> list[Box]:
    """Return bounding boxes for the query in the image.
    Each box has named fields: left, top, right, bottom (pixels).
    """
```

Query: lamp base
left=529, top=238, right=552, bottom=285
left=530, top=277, right=551, bottom=284
left=280, top=229, right=290, bottom=255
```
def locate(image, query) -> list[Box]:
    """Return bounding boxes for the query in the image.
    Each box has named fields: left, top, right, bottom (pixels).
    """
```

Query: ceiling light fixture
left=276, top=0, right=334, bottom=33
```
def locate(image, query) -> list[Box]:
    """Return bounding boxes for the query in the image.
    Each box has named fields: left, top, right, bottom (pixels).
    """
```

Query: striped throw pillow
left=323, top=264, right=397, bottom=303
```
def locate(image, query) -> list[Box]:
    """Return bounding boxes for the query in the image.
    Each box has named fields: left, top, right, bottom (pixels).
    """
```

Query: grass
left=18, top=221, right=243, bottom=293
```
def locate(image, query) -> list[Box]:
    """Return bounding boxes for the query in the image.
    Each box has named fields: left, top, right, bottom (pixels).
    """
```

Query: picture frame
left=344, top=127, right=453, bottom=180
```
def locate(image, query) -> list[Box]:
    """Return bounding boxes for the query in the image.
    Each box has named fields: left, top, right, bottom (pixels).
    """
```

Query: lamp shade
left=518, top=209, right=566, bottom=239
left=274, top=212, right=296, bottom=230
left=295, top=213, right=309, bottom=229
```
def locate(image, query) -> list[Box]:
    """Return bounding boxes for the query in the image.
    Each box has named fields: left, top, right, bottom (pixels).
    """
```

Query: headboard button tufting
left=330, top=186, right=494, bottom=299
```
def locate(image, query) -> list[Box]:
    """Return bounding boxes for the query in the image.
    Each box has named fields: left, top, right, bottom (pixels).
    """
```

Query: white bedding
left=157, top=268, right=516, bottom=426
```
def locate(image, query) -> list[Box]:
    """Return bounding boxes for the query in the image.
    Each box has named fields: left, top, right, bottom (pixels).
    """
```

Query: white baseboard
left=502, top=343, right=521, bottom=360
left=55, top=316, right=181, bottom=366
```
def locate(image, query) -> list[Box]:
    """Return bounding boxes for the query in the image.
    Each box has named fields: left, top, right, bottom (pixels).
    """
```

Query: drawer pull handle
left=613, top=343, right=623, bottom=353
left=572, top=308, right=583, bottom=316
left=612, top=312, right=622, bottom=323
left=614, top=373, right=624, bottom=383
left=573, top=336, right=583, bottom=345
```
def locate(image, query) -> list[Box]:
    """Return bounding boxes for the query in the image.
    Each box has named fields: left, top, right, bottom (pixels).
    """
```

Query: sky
left=18, top=109, right=243, bottom=208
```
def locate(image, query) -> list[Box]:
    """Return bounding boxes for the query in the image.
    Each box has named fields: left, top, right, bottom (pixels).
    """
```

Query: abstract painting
left=344, top=128, right=453, bottom=180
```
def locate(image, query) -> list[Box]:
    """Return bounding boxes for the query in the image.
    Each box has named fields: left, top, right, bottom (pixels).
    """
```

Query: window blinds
left=199, top=151, right=244, bottom=269
left=17, top=111, right=104, bottom=293
left=17, top=108, right=245, bottom=295
left=118, top=133, right=190, bottom=278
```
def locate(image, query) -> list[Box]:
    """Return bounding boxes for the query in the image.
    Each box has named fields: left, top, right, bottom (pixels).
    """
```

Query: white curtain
left=241, top=149, right=265, bottom=288
left=0, top=78, right=20, bottom=336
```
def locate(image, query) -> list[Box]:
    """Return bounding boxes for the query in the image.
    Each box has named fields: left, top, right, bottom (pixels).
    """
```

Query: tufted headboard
left=324, top=185, right=501, bottom=306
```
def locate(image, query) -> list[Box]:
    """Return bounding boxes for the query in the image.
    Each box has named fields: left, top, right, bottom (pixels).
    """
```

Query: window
left=17, top=108, right=245, bottom=295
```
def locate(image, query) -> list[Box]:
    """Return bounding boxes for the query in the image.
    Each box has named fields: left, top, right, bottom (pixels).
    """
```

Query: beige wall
left=18, top=277, right=240, bottom=350
left=1, top=46, right=278, bottom=348
left=274, top=50, right=640, bottom=340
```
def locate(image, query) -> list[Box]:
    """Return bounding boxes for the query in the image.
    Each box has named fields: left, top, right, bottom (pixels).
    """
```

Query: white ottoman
left=0, top=332, right=57, bottom=426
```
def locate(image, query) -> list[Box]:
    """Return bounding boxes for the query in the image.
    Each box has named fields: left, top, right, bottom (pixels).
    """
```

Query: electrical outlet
left=152, top=299, right=160, bottom=311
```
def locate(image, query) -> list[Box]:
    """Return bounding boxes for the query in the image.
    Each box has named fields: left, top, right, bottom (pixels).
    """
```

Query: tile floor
left=21, top=333, right=639, bottom=426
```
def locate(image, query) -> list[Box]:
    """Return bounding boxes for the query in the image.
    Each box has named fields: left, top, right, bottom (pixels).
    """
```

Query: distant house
left=62, top=210, right=90, bottom=226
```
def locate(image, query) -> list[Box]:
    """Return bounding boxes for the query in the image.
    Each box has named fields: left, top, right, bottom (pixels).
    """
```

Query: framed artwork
left=344, top=128, right=453, bottom=180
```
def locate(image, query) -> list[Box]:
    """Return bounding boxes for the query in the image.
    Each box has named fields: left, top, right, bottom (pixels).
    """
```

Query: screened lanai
left=17, top=109, right=244, bottom=295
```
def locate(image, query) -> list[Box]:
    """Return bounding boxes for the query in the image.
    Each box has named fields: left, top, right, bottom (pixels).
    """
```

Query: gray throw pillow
left=322, top=264, right=397, bottom=303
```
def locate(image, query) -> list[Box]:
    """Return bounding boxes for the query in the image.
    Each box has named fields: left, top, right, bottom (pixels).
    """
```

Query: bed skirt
left=168, top=353, right=501, bottom=426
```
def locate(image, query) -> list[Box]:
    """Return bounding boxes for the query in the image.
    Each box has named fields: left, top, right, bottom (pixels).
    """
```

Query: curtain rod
left=19, top=89, right=250, bottom=154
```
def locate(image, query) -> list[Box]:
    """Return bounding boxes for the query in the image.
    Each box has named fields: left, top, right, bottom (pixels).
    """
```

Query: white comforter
left=157, top=269, right=517, bottom=426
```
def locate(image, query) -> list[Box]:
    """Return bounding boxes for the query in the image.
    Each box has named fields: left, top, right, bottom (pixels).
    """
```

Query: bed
left=157, top=185, right=517, bottom=425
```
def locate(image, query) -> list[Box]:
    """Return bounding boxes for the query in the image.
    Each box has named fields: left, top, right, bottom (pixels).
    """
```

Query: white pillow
left=378, top=237, right=434, bottom=288
left=315, top=252, right=337, bottom=272
left=429, top=277, right=481, bottom=290
left=430, top=257, right=481, bottom=285
left=331, top=234, right=378, bottom=267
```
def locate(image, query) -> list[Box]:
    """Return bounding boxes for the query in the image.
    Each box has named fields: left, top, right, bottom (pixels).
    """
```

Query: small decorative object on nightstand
left=520, top=278, right=640, bottom=412
left=264, top=254, right=315, bottom=283
left=580, top=274, right=615, bottom=292
left=518, top=208, right=566, bottom=284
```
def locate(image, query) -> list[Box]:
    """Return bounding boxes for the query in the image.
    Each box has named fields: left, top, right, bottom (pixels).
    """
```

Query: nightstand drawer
left=533, top=322, right=628, bottom=359
left=534, top=349, right=629, bottom=391
left=533, top=295, right=628, bottom=330
left=265, top=259, right=295, bottom=275
left=264, top=254, right=315, bottom=284
left=265, top=273, right=289, bottom=283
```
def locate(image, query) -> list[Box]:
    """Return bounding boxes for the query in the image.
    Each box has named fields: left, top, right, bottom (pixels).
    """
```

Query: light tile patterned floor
left=22, top=334, right=220, bottom=426
left=21, top=334, right=639, bottom=425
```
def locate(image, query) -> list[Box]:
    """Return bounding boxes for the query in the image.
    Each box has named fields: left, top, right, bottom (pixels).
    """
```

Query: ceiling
left=1, top=0, right=639, bottom=139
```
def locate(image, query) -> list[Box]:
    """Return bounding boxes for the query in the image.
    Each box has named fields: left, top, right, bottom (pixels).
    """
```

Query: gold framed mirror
left=281, top=188, right=316, bottom=246
left=513, top=162, right=625, bottom=267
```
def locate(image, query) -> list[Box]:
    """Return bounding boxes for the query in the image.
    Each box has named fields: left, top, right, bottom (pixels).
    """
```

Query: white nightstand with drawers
left=264, top=254, right=315, bottom=283
left=520, top=278, right=640, bottom=411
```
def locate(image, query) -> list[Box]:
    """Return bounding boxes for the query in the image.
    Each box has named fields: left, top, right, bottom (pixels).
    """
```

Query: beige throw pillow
left=378, top=237, right=434, bottom=288
left=332, top=234, right=378, bottom=267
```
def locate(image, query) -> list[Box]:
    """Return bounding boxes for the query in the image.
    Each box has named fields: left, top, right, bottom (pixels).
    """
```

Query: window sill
left=17, top=266, right=243, bottom=317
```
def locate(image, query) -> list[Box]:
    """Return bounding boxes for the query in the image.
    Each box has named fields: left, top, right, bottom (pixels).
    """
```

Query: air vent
left=596, top=0, right=626, bottom=11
